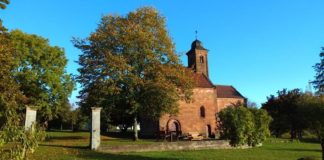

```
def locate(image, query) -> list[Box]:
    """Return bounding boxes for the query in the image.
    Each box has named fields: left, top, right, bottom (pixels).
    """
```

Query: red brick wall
left=159, top=88, right=218, bottom=137
left=216, top=98, right=245, bottom=112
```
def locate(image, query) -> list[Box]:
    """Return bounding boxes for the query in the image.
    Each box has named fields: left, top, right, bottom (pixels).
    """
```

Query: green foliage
left=0, top=123, right=45, bottom=160
left=313, top=48, right=324, bottom=95
left=71, top=107, right=90, bottom=131
left=297, top=94, right=324, bottom=160
left=217, top=106, right=271, bottom=147
left=10, top=30, right=75, bottom=122
left=74, top=7, right=194, bottom=138
left=0, top=22, right=69, bottom=159
left=249, top=108, right=272, bottom=146
left=262, top=89, right=306, bottom=139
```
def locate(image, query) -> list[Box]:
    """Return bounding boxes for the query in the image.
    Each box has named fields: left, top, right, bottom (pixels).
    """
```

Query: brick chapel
left=141, top=39, right=246, bottom=138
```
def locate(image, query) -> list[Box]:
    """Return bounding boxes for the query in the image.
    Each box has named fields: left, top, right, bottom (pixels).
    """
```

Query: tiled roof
left=192, top=72, right=214, bottom=88
left=215, top=85, right=245, bottom=99
left=186, top=69, right=245, bottom=98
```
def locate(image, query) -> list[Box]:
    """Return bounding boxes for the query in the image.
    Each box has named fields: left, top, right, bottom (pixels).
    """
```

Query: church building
left=141, top=39, right=246, bottom=138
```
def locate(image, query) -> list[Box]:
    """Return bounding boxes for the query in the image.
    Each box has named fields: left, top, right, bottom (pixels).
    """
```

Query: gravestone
left=91, top=107, right=102, bottom=150
left=25, top=106, right=37, bottom=131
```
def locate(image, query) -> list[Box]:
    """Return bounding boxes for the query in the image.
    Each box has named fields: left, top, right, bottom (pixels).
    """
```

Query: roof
left=191, top=72, right=214, bottom=88
left=215, top=85, right=245, bottom=99
left=191, top=39, right=207, bottom=50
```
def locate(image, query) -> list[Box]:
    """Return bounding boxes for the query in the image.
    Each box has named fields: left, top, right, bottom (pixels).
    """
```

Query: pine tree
left=313, top=48, right=324, bottom=95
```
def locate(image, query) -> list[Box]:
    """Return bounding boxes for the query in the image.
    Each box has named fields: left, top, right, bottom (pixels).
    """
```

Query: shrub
left=217, top=106, right=271, bottom=147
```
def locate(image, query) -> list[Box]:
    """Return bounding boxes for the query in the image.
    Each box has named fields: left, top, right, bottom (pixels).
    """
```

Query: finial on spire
left=195, top=30, right=198, bottom=40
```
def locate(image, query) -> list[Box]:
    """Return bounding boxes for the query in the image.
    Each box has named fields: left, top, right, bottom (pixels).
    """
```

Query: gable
left=192, top=72, right=214, bottom=88
left=215, top=85, right=245, bottom=99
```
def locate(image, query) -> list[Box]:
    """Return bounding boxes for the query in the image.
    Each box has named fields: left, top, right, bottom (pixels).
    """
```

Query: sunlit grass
left=26, top=131, right=322, bottom=160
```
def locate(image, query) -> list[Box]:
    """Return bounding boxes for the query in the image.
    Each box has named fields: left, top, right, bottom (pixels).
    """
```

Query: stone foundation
left=98, top=140, right=250, bottom=153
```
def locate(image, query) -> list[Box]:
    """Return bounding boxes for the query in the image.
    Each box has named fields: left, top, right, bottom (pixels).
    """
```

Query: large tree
left=10, top=30, right=74, bottom=123
left=74, top=7, right=194, bottom=140
left=262, top=89, right=307, bottom=139
left=313, top=48, right=324, bottom=95
left=0, top=22, right=23, bottom=129
left=299, top=94, right=324, bottom=160
left=0, top=22, right=43, bottom=160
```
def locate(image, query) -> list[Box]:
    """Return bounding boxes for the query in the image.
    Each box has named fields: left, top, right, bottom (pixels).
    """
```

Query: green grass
left=26, top=131, right=322, bottom=160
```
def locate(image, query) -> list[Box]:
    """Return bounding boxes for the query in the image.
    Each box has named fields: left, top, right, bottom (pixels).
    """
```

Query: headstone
left=91, top=107, right=102, bottom=150
left=25, top=106, right=37, bottom=131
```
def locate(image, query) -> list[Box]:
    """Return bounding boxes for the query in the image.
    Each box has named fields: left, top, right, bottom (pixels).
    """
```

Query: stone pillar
left=25, top=106, right=37, bottom=131
left=91, top=107, right=102, bottom=150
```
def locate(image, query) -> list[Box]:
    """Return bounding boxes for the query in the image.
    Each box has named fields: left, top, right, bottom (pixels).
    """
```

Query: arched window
left=200, top=106, right=205, bottom=118
left=199, top=56, right=204, bottom=63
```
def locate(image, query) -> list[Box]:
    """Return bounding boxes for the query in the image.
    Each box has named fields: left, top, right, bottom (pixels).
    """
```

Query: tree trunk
left=133, top=116, right=138, bottom=141
left=290, top=129, right=296, bottom=140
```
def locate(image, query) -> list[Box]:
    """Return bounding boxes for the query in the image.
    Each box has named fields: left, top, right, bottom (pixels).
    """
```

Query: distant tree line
left=260, top=49, right=324, bottom=159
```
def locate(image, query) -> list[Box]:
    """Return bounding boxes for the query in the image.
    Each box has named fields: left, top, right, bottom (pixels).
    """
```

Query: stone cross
left=25, top=106, right=37, bottom=131
left=91, top=107, right=102, bottom=150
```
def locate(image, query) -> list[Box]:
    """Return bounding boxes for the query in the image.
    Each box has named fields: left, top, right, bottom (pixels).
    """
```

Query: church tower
left=186, top=39, right=209, bottom=77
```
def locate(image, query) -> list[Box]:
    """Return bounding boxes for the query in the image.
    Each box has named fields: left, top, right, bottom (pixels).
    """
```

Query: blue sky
left=1, top=0, right=323, bottom=106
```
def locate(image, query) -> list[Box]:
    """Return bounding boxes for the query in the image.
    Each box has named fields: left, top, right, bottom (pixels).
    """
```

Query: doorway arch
left=166, top=118, right=181, bottom=134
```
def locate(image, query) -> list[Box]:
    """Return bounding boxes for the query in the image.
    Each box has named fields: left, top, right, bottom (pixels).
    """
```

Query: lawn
left=27, top=131, right=322, bottom=160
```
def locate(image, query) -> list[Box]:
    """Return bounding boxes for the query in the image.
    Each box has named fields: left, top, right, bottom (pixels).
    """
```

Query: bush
left=217, top=106, right=271, bottom=147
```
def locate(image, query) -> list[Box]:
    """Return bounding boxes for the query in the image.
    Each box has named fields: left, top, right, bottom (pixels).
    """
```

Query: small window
left=199, top=56, right=204, bottom=63
left=200, top=106, right=205, bottom=118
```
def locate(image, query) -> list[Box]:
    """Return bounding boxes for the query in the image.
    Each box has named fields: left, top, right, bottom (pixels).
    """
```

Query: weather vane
left=195, top=30, right=198, bottom=40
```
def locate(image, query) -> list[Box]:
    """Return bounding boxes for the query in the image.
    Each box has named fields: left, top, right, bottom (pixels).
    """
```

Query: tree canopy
left=74, top=7, right=194, bottom=140
left=262, top=89, right=307, bottom=139
left=10, top=30, right=74, bottom=122
left=298, top=94, right=324, bottom=160
left=0, top=22, right=24, bottom=128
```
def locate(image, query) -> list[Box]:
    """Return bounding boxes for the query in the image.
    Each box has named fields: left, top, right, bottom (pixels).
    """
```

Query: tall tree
left=0, top=0, right=9, bottom=10
left=74, top=7, right=193, bottom=140
left=299, top=94, right=324, bottom=160
left=313, top=48, right=324, bottom=95
left=0, top=21, right=23, bottom=129
left=262, top=89, right=306, bottom=139
left=10, top=30, right=74, bottom=123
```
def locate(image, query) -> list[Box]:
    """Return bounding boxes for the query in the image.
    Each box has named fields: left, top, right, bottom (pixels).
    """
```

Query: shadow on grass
left=77, top=150, right=178, bottom=160
left=40, top=144, right=89, bottom=149
left=40, top=143, right=177, bottom=160
left=45, top=136, right=87, bottom=141
left=300, top=138, right=320, bottom=144
left=101, top=132, right=134, bottom=139
left=269, top=148, right=321, bottom=153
